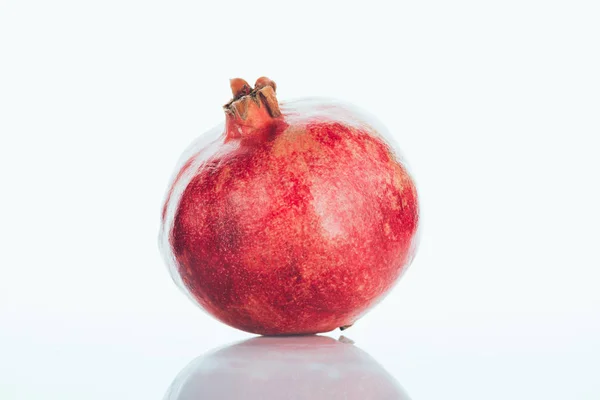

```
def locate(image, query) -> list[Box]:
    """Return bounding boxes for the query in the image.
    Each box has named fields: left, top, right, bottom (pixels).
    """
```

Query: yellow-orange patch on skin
left=271, top=126, right=320, bottom=158
left=389, top=194, right=401, bottom=210
left=383, top=222, right=391, bottom=236
left=285, top=155, right=311, bottom=175
left=214, top=166, right=232, bottom=193
left=391, top=163, right=406, bottom=191
left=343, top=129, right=365, bottom=157
left=363, top=138, right=381, bottom=160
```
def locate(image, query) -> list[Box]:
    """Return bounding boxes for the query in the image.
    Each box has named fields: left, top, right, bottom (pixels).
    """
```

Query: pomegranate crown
left=224, top=77, right=281, bottom=119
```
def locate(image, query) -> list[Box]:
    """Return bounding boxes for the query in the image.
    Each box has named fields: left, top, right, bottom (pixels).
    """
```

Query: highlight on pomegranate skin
left=159, top=77, right=419, bottom=335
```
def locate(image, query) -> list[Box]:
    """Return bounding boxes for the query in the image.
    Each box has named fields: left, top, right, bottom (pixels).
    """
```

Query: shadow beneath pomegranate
left=164, top=335, right=410, bottom=400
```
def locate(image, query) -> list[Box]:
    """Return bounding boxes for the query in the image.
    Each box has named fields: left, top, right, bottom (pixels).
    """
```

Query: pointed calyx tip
left=225, top=76, right=281, bottom=119
left=254, top=77, right=276, bottom=92
left=229, top=76, right=277, bottom=99
left=230, top=78, right=252, bottom=99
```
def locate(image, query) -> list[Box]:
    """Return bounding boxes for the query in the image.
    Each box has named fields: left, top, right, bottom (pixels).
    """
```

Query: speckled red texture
left=160, top=89, right=419, bottom=335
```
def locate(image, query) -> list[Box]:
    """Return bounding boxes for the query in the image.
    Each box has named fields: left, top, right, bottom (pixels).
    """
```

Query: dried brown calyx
left=224, top=77, right=282, bottom=139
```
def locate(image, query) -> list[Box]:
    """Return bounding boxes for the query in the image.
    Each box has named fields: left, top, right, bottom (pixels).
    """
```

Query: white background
left=1, top=1, right=599, bottom=399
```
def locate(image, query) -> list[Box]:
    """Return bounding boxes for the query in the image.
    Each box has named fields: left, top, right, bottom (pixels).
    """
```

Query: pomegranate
left=159, top=77, right=419, bottom=335
left=164, top=336, right=411, bottom=400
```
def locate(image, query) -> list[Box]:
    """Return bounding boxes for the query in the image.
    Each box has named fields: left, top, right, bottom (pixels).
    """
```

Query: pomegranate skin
left=160, top=82, right=419, bottom=335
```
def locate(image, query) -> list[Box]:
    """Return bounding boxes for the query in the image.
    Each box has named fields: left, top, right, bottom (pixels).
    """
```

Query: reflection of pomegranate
left=160, top=77, right=419, bottom=335
left=164, top=336, right=411, bottom=400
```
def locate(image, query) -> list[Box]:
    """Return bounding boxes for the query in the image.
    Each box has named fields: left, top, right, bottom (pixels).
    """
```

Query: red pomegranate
left=159, top=77, right=419, bottom=335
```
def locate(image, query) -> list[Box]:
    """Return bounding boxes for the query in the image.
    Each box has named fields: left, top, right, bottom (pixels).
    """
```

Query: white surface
left=164, top=336, right=411, bottom=400
left=1, top=1, right=599, bottom=399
